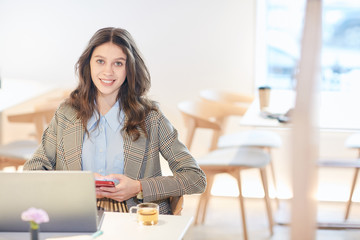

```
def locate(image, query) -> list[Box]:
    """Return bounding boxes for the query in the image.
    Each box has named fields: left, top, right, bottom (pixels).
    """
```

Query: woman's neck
left=96, top=95, right=116, bottom=116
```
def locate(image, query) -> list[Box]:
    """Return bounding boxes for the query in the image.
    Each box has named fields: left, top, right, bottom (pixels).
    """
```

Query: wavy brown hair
left=67, top=27, right=157, bottom=140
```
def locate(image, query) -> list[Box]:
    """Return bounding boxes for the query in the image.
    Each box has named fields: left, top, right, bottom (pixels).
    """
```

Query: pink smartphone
left=95, top=180, right=115, bottom=187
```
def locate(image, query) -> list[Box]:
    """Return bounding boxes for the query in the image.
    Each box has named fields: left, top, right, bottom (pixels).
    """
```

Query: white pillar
left=291, top=0, right=322, bottom=239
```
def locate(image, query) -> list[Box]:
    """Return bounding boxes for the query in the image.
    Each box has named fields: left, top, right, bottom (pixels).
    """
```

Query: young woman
left=23, top=27, right=206, bottom=214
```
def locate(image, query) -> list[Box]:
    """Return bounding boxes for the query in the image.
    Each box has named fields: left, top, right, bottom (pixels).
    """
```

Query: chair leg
left=231, top=170, right=248, bottom=240
left=209, top=130, right=221, bottom=151
left=185, top=120, right=196, bottom=150
left=269, top=161, right=279, bottom=208
left=194, top=194, right=204, bottom=225
left=345, top=168, right=359, bottom=220
left=260, top=168, right=274, bottom=235
left=195, top=172, right=215, bottom=225
left=266, top=148, right=279, bottom=209
left=199, top=173, right=215, bottom=224
left=194, top=188, right=206, bottom=225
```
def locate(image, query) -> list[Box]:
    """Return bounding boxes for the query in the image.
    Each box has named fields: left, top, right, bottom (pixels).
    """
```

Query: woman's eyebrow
left=93, top=55, right=126, bottom=61
left=114, top=57, right=127, bottom=61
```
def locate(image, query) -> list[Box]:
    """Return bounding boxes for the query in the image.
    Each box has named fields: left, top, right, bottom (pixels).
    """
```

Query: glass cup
left=129, top=203, right=159, bottom=226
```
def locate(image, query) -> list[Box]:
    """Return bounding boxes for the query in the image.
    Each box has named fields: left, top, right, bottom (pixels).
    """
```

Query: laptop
left=0, top=171, right=104, bottom=232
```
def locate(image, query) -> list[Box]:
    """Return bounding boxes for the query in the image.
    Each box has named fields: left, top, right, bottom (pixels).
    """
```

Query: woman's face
left=90, top=42, right=127, bottom=104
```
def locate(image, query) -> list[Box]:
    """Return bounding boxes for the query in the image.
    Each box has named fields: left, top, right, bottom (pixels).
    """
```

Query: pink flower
left=21, top=208, right=49, bottom=225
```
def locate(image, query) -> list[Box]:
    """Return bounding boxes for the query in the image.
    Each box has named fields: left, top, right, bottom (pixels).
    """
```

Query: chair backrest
left=200, top=89, right=254, bottom=103
left=178, top=100, right=228, bottom=121
left=199, top=89, right=253, bottom=116
left=178, top=100, right=228, bottom=151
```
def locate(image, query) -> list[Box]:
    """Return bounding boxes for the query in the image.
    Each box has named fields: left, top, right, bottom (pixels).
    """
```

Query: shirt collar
left=104, top=101, right=124, bottom=132
left=87, top=111, right=99, bottom=131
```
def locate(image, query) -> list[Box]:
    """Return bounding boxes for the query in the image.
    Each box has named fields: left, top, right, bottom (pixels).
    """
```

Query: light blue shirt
left=81, top=101, right=125, bottom=176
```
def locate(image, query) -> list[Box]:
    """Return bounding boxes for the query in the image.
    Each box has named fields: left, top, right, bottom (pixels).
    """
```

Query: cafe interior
left=1, top=0, right=360, bottom=239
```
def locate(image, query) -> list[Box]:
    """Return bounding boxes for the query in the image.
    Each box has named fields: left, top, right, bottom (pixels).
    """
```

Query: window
left=263, top=0, right=360, bottom=92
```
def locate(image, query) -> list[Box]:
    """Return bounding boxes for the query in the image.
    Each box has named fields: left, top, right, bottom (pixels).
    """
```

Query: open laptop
left=0, top=171, right=104, bottom=232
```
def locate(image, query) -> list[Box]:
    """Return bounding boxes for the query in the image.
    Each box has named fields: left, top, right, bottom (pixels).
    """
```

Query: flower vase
left=22, top=208, right=49, bottom=240
left=30, top=227, right=39, bottom=240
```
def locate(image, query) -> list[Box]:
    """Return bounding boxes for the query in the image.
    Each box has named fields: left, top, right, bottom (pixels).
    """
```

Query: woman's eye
left=96, top=59, right=104, bottom=64
left=114, top=62, right=123, bottom=67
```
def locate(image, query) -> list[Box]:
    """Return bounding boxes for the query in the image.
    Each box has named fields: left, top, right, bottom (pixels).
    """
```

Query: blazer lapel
left=123, top=129, right=147, bottom=180
left=62, top=110, right=84, bottom=171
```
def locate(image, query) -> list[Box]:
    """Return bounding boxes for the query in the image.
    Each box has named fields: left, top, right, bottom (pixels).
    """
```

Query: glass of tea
left=129, top=203, right=159, bottom=226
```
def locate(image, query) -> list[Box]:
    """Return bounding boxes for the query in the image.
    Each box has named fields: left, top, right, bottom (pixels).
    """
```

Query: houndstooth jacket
left=23, top=102, right=206, bottom=214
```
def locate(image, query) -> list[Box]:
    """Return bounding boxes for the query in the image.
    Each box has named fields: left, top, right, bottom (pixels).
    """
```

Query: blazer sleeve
left=139, top=110, right=207, bottom=202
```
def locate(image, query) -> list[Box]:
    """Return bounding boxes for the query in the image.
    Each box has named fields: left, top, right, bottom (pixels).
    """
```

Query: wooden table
left=0, top=78, right=70, bottom=144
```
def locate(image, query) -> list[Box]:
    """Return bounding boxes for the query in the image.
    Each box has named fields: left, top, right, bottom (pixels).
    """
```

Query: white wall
left=0, top=0, right=255, bottom=129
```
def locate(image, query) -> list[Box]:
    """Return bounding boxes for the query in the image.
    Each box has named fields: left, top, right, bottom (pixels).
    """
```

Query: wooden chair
left=178, top=100, right=274, bottom=240
left=343, top=133, right=360, bottom=220
left=0, top=106, right=57, bottom=170
left=178, top=99, right=249, bottom=151
left=199, top=89, right=282, bottom=206
left=317, top=133, right=360, bottom=221
left=170, top=196, right=184, bottom=215
left=199, top=89, right=254, bottom=105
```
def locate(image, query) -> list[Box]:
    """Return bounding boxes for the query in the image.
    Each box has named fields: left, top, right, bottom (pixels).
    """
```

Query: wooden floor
left=182, top=195, right=360, bottom=240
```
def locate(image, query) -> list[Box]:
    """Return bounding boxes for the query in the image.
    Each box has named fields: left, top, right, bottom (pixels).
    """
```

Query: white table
left=241, top=89, right=360, bottom=131
left=0, top=212, right=194, bottom=240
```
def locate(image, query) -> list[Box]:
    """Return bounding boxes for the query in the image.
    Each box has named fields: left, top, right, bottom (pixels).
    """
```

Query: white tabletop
left=0, top=212, right=194, bottom=240
left=241, top=89, right=360, bottom=131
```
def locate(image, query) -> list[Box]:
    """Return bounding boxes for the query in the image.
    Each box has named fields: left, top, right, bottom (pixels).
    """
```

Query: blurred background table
left=0, top=78, right=70, bottom=145
left=240, top=89, right=360, bottom=131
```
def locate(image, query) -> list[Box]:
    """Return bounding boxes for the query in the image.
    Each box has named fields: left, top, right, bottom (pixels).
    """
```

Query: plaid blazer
left=23, top=103, right=206, bottom=214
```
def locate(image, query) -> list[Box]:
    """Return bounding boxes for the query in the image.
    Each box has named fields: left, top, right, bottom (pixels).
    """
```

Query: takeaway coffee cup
left=129, top=203, right=159, bottom=226
left=258, top=86, right=271, bottom=110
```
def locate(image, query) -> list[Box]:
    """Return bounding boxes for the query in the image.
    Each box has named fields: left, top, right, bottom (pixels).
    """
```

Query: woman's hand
left=96, top=174, right=141, bottom=202
left=94, top=172, right=110, bottom=199
left=94, top=172, right=105, bottom=180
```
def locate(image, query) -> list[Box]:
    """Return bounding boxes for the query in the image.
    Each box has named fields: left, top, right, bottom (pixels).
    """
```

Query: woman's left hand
left=96, top=174, right=141, bottom=202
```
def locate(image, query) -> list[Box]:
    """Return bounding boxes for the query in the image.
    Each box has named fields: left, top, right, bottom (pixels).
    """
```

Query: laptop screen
left=0, top=171, right=102, bottom=232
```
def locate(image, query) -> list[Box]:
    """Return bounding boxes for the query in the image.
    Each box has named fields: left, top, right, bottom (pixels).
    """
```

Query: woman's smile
left=100, top=78, right=116, bottom=85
